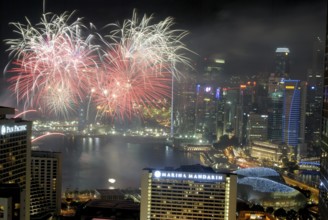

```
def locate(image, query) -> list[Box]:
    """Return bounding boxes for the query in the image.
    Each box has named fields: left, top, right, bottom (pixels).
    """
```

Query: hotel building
left=0, top=106, right=32, bottom=220
left=140, top=164, right=237, bottom=220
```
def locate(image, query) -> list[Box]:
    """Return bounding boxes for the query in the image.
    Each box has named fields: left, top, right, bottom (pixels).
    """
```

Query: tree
left=287, top=209, right=297, bottom=220
left=298, top=208, right=312, bottom=220
left=266, top=207, right=274, bottom=214
left=274, top=208, right=287, bottom=218
left=250, top=204, right=264, bottom=212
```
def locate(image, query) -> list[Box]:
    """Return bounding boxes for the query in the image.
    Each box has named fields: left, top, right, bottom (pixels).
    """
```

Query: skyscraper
left=306, top=37, right=324, bottom=155
left=275, top=47, right=290, bottom=78
left=30, top=151, right=62, bottom=218
left=140, top=164, right=237, bottom=220
left=194, top=57, right=225, bottom=141
left=247, top=113, right=268, bottom=143
left=0, top=106, right=32, bottom=220
left=268, top=76, right=284, bottom=143
left=319, top=7, right=328, bottom=218
left=282, top=80, right=301, bottom=148
left=174, top=74, right=197, bottom=136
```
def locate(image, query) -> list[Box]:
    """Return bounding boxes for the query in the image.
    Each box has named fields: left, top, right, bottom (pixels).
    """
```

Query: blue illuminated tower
left=282, top=80, right=301, bottom=147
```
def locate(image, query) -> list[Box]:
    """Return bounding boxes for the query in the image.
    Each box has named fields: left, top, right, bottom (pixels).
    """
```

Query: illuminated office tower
left=0, top=106, right=32, bottom=220
left=30, top=151, right=62, bottom=218
left=275, top=47, right=290, bottom=78
left=239, top=82, right=257, bottom=145
left=175, top=75, right=197, bottom=136
left=267, top=74, right=284, bottom=142
left=195, top=84, right=220, bottom=141
left=320, top=7, right=328, bottom=218
left=247, top=113, right=268, bottom=143
left=306, top=37, right=324, bottom=152
left=222, top=87, right=239, bottom=136
left=282, top=80, right=299, bottom=146
left=140, top=164, right=237, bottom=220
left=194, top=57, right=225, bottom=141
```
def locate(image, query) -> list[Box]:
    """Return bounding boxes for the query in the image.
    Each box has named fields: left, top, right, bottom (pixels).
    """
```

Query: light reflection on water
left=36, top=136, right=200, bottom=190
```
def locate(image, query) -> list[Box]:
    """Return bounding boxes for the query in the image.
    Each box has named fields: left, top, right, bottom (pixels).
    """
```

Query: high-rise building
left=175, top=75, right=197, bottom=136
left=247, top=113, right=268, bottom=143
left=0, top=106, right=32, bottom=220
left=30, top=151, right=62, bottom=218
left=140, top=164, right=237, bottom=220
left=319, top=7, right=328, bottom=218
left=195, top=84, right=220, bottom=141
left=239, top=82, right=257, bottom=145
left=282, top=80, right=307, bottom=157
left=268, top=88, right=283, bottom=142
left=0, top=184, right=22, bottom=220
left=222, top=87, right=240, bottom=137
left=275, top=47, right=290, bottom=78
left=194, top=57, right=225, bottom=141
left=306, top=37, right=324, bottom=154
left=282, top=80, right=301, bottom=148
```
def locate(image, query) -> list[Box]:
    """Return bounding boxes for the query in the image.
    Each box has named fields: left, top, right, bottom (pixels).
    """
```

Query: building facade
left=275, top=47, right=290, bottom=78
left=0, top=106, right=32, bottom=220
left=320, top=7, right=328, bottom=218
left=247, top=113, right=268, bottom=143
left=140, top=164, right=237, bottom=220
left=30, top=151, right=62, bottom=218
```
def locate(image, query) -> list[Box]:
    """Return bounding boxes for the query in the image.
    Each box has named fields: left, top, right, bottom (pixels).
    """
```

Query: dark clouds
left=187, top=0, right=326, bottom=77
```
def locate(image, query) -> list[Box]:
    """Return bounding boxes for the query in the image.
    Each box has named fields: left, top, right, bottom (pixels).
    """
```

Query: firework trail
left=5, top=12, right=99, bottom=117
left=107, top=11, right=191, bottom=79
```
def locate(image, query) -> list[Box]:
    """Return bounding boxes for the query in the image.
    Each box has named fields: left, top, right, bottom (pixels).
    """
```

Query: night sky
left=0, top=0, right=326, bottom=106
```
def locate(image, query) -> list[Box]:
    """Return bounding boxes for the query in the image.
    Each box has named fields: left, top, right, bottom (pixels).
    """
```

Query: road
left=282, top=175, right=319, bottom=204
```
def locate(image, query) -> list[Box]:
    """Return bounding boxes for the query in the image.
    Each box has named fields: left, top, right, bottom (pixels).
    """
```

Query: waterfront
left=35, top=136, right=201, bottom=190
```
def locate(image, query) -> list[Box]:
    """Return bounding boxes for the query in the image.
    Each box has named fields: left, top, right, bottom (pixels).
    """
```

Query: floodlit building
left=0, top=106, right=32, bottom=220
left=250, top=141, right=283, bottom=164
left=236, top=168, right=306, bottom=211
left=140, top=164, right=237, bottom=220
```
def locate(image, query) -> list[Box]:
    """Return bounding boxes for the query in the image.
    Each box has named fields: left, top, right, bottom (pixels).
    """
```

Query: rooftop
left=275, top=47, right=290, bottom=53
left=235, top=167, right=280, bottom=177
left=238, top=177, right=295, bottom=193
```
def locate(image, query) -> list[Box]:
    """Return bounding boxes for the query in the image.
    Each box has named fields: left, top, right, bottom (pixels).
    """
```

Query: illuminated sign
left=153, top=170, right=225, bottom=182
left=285, top=86, right=295, bottom=89
left=1, top=125, right=27, bottom=135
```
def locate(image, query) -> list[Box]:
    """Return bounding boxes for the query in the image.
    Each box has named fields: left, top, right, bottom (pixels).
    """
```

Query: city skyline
left=0, top=2, right=326, bottom=218
left=0, top=0, right=326, bottom=116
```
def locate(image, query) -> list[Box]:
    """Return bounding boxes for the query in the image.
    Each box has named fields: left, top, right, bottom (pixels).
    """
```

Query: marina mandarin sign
left=1, top=124, right=27, bottom=135
left=153, top=170, right=225, bottom=182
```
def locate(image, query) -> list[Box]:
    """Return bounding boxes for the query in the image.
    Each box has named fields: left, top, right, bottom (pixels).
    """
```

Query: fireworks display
left=6, top=12, right=99, bottom=117
left=5, top=11, right=191, bottom=120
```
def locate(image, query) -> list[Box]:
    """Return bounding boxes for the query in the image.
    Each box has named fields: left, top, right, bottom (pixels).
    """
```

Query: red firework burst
left=92, top=45, right=172, bottom=119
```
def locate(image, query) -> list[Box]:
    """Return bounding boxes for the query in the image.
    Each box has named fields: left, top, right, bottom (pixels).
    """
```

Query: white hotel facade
left=140, top=164, right=237, bottom=220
